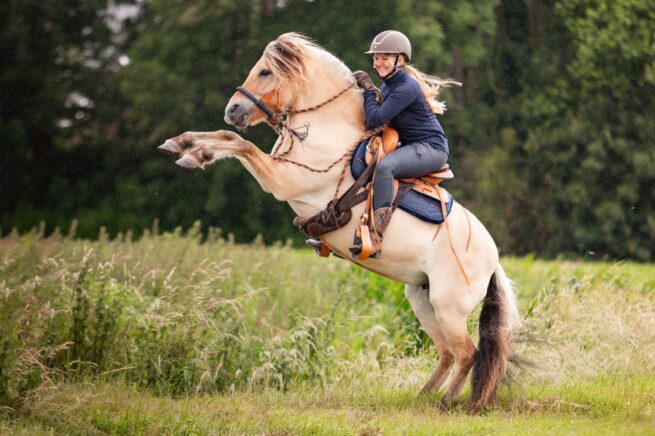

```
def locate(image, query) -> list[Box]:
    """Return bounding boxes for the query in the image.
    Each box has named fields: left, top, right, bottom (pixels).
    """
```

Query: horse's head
left=225, top=33, right=313, bottom=130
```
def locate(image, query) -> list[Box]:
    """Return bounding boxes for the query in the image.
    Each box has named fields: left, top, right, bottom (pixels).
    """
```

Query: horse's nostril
left=229, top=103, right=240, bottom=114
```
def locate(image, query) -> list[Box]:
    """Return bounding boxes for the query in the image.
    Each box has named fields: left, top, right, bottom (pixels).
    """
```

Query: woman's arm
left=363, top=84, right=415, bottom=129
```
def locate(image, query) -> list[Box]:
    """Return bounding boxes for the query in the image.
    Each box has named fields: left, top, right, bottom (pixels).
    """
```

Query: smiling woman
left=348, top=30, right=461, bottom=257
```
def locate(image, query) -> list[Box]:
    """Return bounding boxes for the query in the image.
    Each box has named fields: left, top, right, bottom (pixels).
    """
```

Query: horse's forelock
left=264, top=33, right=313, bottom=84
left=261, top=33, right=353, bottom=107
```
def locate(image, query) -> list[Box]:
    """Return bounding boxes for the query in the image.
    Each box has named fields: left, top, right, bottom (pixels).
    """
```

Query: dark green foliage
left=0, top=0, right=653, bottom=259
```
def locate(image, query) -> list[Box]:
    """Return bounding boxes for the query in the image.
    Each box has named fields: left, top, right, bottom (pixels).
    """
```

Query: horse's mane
left=263, top=33, right=353, bottom=95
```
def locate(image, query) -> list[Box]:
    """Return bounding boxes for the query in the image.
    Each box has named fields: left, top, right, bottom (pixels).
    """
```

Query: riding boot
left=349, top=207, right=393, bottom=258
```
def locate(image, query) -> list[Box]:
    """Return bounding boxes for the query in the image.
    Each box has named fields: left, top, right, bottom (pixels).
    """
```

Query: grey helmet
left=365, top=30, right=412, bottom=61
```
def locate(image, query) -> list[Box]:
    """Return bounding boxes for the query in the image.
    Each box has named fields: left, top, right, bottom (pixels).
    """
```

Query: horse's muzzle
left=224, top=101, right=250, bottom=129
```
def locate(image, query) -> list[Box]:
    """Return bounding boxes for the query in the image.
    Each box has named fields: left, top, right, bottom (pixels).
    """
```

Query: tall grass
left=0, top=223, right=421, bottom=410
left=1, top=224, right=654, bottom=428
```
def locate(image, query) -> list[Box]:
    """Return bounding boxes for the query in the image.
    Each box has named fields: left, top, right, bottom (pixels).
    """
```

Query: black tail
left=469, top=267, right=518, bottom=412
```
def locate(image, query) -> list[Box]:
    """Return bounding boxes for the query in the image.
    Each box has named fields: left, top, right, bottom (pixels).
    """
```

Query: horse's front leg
left=158, top=130, right=247, bottom=167
left=158, top=130, right=290, bottom=198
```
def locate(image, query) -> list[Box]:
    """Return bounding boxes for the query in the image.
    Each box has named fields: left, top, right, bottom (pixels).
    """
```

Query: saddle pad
left=350, top=139, right=454, bottom=224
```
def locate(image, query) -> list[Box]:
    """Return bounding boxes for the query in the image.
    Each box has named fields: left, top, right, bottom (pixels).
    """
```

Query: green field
left=1, top=225, right=654, bottom=434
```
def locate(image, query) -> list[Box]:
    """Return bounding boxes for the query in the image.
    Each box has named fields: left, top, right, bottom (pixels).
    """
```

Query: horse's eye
left=259, top=69, right=272, bottom=77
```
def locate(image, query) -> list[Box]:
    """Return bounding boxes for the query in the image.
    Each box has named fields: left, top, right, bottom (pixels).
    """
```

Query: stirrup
left=349, top=224, right=374, bottom=260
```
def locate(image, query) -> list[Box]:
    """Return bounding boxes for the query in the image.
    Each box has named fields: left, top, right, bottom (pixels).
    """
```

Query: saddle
left=294, top=127, right=453, bottom=259
left=365, top=127, right=453, bottom=203
left=294, top=127, right=471, bottom=287
left=352, top=128, right=453, bottom=260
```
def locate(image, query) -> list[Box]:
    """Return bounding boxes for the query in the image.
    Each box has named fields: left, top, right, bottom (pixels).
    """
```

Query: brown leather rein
left=235, top=82, right=355, bottom=136
left=236, top=82, right=470, bottom=286
left=235, top=81, right=381, bottom=174
left=235, top=80, right=384, bottom=213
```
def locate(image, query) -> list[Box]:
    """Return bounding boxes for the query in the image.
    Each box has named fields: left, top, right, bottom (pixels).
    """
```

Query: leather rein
left=234, top=82, right=383, bottom=201
left=235, top=82, right=355, bottom=139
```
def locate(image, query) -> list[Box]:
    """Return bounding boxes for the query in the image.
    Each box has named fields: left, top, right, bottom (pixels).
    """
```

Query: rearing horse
left=158, top=33, right=520, bottom=411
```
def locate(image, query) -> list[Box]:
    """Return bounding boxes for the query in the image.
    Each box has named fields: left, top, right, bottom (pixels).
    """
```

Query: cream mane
left=263, top=32, right=353, bottom=103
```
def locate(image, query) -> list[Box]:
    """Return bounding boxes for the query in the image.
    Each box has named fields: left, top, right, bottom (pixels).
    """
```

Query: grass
left=3, top=377, right=654, bottom=434
left=1, top=224, right=654, bottom=434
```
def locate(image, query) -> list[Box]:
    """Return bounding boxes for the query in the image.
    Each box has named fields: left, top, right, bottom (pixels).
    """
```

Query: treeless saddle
left=294, top=127, right=454, bottom=260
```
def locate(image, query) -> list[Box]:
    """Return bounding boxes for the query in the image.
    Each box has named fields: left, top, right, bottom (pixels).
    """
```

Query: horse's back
left=322, top=201, right=499, bottom=288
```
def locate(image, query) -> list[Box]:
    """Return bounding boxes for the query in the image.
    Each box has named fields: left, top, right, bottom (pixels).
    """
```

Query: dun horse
left=158, top=33, right=520, bottom=411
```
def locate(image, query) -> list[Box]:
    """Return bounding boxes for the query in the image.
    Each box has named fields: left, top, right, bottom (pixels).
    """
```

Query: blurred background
left=1, top=0, right=653, bottom=260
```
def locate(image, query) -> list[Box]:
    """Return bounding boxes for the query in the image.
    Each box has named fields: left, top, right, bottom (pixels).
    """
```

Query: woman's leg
left=373, top=142, right=448, bottom=211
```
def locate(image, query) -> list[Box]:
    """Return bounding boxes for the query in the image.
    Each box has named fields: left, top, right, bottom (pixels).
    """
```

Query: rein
left=235, top=81, right=378, bottom=201
left=235, top=82, right=356, bottom=127
left=235, top=82, right=357, bottom=156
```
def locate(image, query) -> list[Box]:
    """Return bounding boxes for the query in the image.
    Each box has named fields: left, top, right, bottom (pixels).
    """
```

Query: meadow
left=1, top=223, right=654, bottom=434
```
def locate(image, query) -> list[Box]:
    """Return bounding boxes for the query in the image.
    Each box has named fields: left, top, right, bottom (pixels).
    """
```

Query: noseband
left=235, top=86, right=277, bottom=119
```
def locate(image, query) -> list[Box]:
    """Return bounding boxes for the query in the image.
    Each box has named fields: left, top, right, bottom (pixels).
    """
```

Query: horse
left=157, top=32, right=520, bottom=411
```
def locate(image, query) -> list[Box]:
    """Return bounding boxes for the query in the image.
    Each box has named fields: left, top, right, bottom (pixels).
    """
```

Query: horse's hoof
left=175, top=156, right=200, bottom=170
left=417, top=386, right=431, bottom=397
left=439, top=397, right=457, bottom=410
left=157, top=141, right=181, bottom=156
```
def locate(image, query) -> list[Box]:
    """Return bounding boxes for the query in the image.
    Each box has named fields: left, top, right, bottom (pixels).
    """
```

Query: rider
left=350, top=30, right=457, bottom=258
left=308, top=30, right=458, bottom=258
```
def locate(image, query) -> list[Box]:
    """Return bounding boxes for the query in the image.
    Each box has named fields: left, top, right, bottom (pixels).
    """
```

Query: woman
left=349, top=30, right=460, bottom=258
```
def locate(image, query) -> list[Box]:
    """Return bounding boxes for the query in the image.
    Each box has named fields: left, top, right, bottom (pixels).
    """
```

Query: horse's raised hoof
left=175, top=156, right=200, bottom=170
left=157, top=141, right=181, bottom=156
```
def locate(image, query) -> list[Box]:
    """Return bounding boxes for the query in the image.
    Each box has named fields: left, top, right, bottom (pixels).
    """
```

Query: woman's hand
left=354, top=70, right=374, bottom=90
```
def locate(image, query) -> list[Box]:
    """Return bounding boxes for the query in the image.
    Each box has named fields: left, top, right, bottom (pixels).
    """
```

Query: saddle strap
left=358, top=222, right=373, bottom=260
left=355, top=147, right=383, bottom=261
left=319, top=242, right=332, bottom=257
left=294, top=146, right=380, bottom=238
left=353, top=152, right=413, bottom=261
left=435, top=187, right=471, bottom=288
left=334, top=146, right=379, bottom=213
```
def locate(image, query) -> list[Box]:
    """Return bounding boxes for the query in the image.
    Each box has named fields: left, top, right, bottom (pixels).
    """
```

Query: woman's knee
left=377, top=155, right=397, bottom=176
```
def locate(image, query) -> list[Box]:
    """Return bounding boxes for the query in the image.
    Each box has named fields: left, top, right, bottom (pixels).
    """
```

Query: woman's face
left=372, top=53, right=400, bottom=77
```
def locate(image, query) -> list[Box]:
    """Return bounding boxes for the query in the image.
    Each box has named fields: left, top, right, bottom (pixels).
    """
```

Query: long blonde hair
left=402, top=64, right=461, bottom=115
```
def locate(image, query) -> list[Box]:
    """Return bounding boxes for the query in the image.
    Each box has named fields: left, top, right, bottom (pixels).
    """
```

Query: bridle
left=234, top=80, right=384, bottom=203
left=235, top=86, right=278, bottom=120
left=235, top=82, right=355, bottom=139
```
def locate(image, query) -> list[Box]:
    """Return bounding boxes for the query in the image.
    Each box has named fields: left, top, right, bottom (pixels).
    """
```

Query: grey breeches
left=373, top=142, right=448, bottom=211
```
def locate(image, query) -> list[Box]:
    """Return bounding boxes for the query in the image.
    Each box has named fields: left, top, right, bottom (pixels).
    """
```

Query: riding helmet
left=365, top=30, right=412, bottom=61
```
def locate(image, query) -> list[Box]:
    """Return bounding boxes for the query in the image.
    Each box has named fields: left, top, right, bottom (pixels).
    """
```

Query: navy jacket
left=363, top=69, right=448, bottom=154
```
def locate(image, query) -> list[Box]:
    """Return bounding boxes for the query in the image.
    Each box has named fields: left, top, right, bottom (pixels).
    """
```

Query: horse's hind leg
left=428, top=284, right=477, bottom=407
left=404, top=284, right=454, bottom=395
